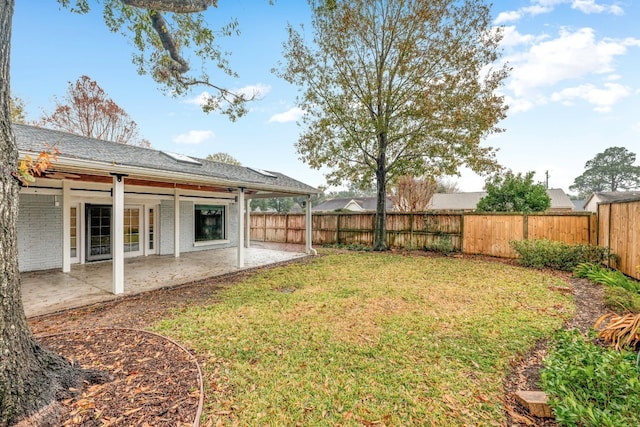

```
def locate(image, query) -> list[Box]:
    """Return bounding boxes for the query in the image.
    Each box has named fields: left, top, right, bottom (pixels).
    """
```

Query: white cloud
left=172, top=130, right=215, bottom=144
left=268, top=107, right=305, bottom=123
left=184, top=83, right=272, bottom=107
left=236, top=83, right=272, bottom=99
left=494, top=0, right=624, bottom=24
left=508, top=28, right=627, bottom=97
left=494, top=11, right=522, bottom=25
left=571, top=0, right=624, bottom=15
left=633, top=122, right=640, bottom=133
left=550, top=82, right=630, bottom=112
left=184, top=91, right=213, bottom=107
left=500, top=26, right=537, bottom=47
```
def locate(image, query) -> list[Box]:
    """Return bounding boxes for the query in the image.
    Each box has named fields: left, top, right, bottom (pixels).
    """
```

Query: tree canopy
left=277, top=0, right=508, bottom=249
left=205, top=152, right=241, bottom=165
left=39, top=75, right=151, bottom=147
left=9, top=95, right=26, bottom=124
left=477, top=171, right=551, bottom=213
left=569, top=147, right=640, bottom=198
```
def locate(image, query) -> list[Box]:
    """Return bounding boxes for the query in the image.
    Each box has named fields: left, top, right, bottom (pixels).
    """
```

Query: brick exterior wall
left=17, top=194, right=63, bottom=272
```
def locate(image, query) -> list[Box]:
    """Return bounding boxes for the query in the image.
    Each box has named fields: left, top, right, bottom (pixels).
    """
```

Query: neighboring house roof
left=586, top=191, right=640, bottom=204
left=583, top=191, right=640, bottom=212
left=14, top=124, right=318, bottom=195
left=313, top=197, right=392, bottom=212
left=571, top=199, right=586, bottom=211
left=427, top=192, right=486, bottom=211
left=427, top=188, right=574, bottom=211
left=546, top=188, right=575, bottom=210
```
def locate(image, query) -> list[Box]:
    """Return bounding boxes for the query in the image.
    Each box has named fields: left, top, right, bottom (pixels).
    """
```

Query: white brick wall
left=17, top=194, right=63, bottom=272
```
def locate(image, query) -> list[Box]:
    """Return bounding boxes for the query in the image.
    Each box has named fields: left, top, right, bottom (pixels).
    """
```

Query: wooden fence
left=250, top=211, right=597, bottom=259
left=598, top=199, right=640, bottom=280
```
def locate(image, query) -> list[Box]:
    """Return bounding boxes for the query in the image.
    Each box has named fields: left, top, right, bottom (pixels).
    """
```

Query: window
left=70, top=207, right=77, bottom=258
left=194, top=205, right=225, bottom=242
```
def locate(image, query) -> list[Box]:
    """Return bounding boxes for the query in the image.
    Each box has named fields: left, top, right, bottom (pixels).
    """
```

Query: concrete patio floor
left=22, top=244, right=308, bottom=318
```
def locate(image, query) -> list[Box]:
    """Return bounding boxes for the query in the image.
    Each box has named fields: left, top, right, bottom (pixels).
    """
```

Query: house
left=426, top=188, right=575, bottom=212
left=15, top=124, right=318, bottom=294
left=583, top=191, right=640, bottom=212
left=312, top=197, right=393, bottom=212
left=313, top=197, right=393, bottom=212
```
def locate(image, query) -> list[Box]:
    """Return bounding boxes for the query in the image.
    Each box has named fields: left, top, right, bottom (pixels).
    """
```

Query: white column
left=112, top=175, right=125, bottom=294
left=237, top=188, right=245, bottom=268
left=305, top=195, right=316, bottom=255
left=245, top=197, right=251, bottom=249
left=62, top=180, right=71, bottom=272
left=174, top=189, right=180, bottom=258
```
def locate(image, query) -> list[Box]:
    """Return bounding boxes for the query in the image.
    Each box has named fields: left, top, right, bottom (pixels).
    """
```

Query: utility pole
left=545, top=170, right=549, bottom=189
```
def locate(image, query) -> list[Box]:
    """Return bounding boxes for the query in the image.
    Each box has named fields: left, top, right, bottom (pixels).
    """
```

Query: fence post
left=460, top=213, right=465, bottom=254
left=523, top=214, right=528, bottom=240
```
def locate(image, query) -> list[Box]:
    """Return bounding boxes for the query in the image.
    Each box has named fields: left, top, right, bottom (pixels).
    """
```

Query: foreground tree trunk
left=0, top=2, right=91, bottom=425
left=373, top=135, right=387, bottom=251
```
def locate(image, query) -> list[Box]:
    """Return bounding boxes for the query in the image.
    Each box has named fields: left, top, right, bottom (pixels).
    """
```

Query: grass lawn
left=153, top=250, right=574, bottom=426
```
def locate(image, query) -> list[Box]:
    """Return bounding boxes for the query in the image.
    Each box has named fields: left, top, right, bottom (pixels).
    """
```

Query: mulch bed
left=502, top=276, right=606, bottom=427
left=37, top=329, right=202, bottom=426
left=26, top=254, right=607, bottom=426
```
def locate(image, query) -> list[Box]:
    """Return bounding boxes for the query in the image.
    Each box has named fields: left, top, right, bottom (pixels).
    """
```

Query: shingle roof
left=313, top=197, right=393, bottom=212
left=14, top=124, right=318, bottom=194
left=591, top=191, right=640, bottom=203
left=428, top=189, right=574, bottom=211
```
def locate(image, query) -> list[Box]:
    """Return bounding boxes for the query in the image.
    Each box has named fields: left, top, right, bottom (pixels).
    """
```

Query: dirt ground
left=26, top=254, right=606, bottom=426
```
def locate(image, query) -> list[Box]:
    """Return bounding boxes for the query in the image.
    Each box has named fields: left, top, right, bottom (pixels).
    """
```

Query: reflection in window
left=194, top=205, right=225, bottom=242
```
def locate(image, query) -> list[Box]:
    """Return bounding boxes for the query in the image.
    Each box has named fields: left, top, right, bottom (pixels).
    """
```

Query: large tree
left=277, top=0, right=508, bottom=250
left=0, top=0, right=252, bottom=424
left=569, top=147, right=640, bottom=198
left=39, top=75, right=151, bottom=147
left=476, top=171, right=551, bottom=213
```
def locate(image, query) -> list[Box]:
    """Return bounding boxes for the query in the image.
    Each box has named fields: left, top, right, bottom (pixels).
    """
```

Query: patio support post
left=245, top=197, right=251, bottom=249
left=237, top=187, right=245, bottom=268
left=62, top=180, right=71, bottom=272
left=305, top=194, right=316, bottom=255
left=174, top=189, right=180, bottom=258
left=112, top=174, right=125, bottom=294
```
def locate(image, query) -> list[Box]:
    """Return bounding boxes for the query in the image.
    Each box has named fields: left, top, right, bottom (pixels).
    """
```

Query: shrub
left=541, top=329, right=640, bottom=427
left=574, top=263, right=640, bottom=294
left=424, top=235, right=456, bottom=255
left=510, top=239, right=615, bottom=271
left=604, top=287, right=640, bottom=313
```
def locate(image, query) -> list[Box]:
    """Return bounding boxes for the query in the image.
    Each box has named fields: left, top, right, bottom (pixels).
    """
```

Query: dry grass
left=153, top=250, right=573, bottom=426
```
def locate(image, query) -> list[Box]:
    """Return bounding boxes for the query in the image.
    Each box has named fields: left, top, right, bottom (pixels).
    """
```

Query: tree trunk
left=0, top=2, right=89, bottom=425
left=373, top=134, right=387, bottom=251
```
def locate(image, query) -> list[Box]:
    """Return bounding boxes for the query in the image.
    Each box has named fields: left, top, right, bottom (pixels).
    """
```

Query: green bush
left=541, top=329, right=640, bottom=427
left=604, top=287, right=640, bottom=313
left=509, top=239, right=614, bottom=271
left=424, top=235, right=456, bottom=255
left=574, top=263, right=640, bottom=293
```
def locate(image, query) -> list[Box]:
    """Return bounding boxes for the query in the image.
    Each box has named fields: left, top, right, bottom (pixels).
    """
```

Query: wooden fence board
left=599, top=200, right=640, bottom=279
left=251, top=211, right=598, bottom=260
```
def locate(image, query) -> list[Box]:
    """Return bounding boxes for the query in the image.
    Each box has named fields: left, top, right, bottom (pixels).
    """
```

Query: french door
left=85, top=204, right=145, bottom=261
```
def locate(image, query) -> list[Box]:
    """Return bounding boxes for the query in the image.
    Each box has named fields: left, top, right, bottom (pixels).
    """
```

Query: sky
left=9, top=0, right=640, bottom=195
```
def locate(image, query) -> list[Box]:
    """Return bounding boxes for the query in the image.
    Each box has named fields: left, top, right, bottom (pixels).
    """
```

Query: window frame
left=193, top=203, right=228, bottom=245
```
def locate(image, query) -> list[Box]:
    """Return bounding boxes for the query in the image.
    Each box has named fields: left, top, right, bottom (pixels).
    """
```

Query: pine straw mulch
left=28, top=254, right=606, bottom=427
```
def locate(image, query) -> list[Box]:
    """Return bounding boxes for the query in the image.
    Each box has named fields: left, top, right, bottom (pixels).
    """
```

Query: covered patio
left=22, top=244, right=308, bottom=318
